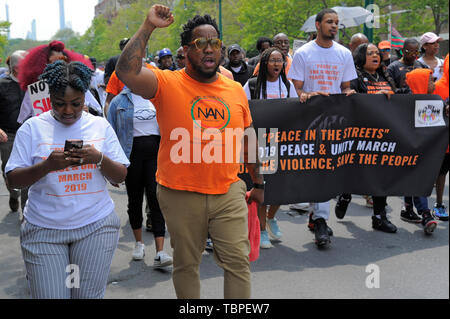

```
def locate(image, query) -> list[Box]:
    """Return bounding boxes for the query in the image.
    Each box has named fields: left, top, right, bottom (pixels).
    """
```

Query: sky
left=0, top=0, right=99, bottom=41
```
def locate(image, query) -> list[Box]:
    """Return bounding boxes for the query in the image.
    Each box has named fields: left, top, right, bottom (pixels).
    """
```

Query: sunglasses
left=176, top=55, right=185, bottom=60
left=404, top=49, right=420, bottom=55
left=379, top=49, right=390, bottom=53
left=189, top=38, right=222, bottom=50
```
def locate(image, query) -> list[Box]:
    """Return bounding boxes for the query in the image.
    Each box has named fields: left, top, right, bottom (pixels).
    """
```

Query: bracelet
left=97, top=152, right=104, bottom=169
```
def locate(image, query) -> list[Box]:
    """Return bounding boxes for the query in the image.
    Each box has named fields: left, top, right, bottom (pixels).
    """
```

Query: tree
left=0, top=21, right=11, bottom=65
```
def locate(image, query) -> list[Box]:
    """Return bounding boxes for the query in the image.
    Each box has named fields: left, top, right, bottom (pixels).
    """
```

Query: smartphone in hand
left=64, top=139, right=83, bottom=153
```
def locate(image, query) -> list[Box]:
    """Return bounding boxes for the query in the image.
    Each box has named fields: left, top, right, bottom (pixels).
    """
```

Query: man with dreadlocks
left=5, top=60, right=129, bottom=299
left=116, top=4, right=264, bottom=299
left=243, top=47, right=297, bottom=249
left=16, top=40, right=102, bottom=123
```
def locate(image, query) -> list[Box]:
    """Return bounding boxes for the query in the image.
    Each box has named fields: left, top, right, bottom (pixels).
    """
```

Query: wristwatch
left=253, top=181, right=266, bottom=189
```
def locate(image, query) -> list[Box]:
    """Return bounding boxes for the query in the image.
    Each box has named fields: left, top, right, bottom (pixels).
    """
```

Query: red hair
left=17, top=40, right=93, bottom=91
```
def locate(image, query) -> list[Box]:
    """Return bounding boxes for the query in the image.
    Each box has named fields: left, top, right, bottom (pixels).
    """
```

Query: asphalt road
left=0, top=176, right=448, bottom=299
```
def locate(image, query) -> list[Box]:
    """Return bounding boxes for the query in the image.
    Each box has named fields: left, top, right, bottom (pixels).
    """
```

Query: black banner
left=239, top=94, right=449, bottom=205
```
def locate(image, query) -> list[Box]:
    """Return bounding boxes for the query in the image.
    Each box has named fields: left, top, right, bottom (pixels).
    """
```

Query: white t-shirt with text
left=5, top=111, right=130, bottom=229
left=243, top=78, right=298, bottom=100
left=288, top=40, right=357, bottom=94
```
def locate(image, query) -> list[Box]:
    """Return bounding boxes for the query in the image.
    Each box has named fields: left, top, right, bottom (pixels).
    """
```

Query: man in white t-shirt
left=288, top=8, right=357, bottom=248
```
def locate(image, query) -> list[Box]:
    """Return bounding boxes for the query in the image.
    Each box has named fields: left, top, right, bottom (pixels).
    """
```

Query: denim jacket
left=107, top=87, right=135, bottom=159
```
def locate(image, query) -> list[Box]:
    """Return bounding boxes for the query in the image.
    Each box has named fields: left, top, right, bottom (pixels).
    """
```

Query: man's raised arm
left=116, top=4, right=174, bottom=99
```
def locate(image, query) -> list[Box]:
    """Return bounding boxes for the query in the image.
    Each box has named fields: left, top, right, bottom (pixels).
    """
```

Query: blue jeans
left=404, top=196, right=429, bottom=213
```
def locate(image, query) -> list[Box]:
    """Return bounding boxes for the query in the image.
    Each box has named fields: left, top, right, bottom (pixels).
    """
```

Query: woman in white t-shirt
left=5, top=61, right=129, bottom=299
left=418, top=32, right=444, bottom=81
left=243, top=47, right=298, bottom=249
left=107, top=87, right=173, bottom=268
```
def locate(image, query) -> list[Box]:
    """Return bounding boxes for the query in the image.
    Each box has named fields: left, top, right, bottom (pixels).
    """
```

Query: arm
left=68, top=145, right=127, bottom=184
left=116, top=5, right=174, bottom=100
left=243, top=125, right=264, bottom=204
left=7, top=151, right=77, bottom=189
left=0, top=128, right=7, bottom=143
left=103, top=93, right=116, bottom=118
left=292, top=79, right=329, bottom=103
left=341, top=81, right=356, bottom=96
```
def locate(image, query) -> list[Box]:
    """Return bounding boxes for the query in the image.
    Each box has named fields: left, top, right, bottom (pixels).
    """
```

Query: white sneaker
left=154, top=251, right=173, bottom=268
left=132, top=241, right=145, bottom=261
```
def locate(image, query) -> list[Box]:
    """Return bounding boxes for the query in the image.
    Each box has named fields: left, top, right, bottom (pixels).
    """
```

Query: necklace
left=365, top=70, right=380, bottom=82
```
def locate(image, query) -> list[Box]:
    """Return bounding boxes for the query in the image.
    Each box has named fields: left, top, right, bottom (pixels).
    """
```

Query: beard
left=189, top=57, right=219, bottom=79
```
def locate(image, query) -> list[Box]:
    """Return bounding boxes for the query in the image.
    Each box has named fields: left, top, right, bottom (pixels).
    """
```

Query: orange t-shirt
left=106, top=64, right=156, bottom=95
left=106, top=71, right=124, bottom=96
left=151, top=68, right=252, bottom=194
left=219, top=66, right=234, bottom=80
left=253, top=56, right=293, bottom=78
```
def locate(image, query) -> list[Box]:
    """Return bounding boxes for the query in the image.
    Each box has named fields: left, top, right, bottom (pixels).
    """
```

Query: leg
left=20, top=221, right=71, bottom=299
left=70, top=212, right=120, bottom=299
left=258, top=205, right=272, bottom=249
left=266, top=205, right=282, bottom=240
left=371, top=196, right=397, bottom=233
left=208, top=180, right=251, bottom=299
left=0, top=134, right=21, bottom=212
left=156, top=184, right=207, bottom=299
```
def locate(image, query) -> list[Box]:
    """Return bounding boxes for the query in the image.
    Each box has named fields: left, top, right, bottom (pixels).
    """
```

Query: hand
left=0, top=129, right=7, bottom=143
left=146, top=4, right=174, bottom=29
left=376, top=89, right=393, bottom=100
left=247, top=188, right=264, bottom=205
left=45, top=150, right=77, bottom=171
left=65, top=144, right=102, bottom=166
left=299, top=91, right=329, bottom=103
left=344, top=89, right=356, bottom=96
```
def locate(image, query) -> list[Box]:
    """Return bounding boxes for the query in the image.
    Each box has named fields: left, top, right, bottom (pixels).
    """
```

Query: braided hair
left=254, top=47, right=290, bottom=99
left=39, top=60, right=93, bottom=96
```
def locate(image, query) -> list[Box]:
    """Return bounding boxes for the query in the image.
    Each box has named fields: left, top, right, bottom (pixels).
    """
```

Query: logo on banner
left=27, top=80, right=52, bottom=117
left=191, top=97, right=231, bottom=131
left=415, top=100, right=445, bottom=127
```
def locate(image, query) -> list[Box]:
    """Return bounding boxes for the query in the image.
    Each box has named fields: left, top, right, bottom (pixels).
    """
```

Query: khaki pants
left=157, top=179, right=250, bottom=299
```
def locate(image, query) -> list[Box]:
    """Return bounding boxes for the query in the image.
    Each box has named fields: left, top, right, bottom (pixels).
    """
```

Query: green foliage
left=0, top=21, right=11, bottom=65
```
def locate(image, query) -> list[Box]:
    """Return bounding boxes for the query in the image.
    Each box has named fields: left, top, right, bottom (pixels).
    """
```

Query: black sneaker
left=9, top=197, right=19, bottom=213
left=400, top=206, right=422, bottom=223
left=372, top=215, right=397, bottom=233
left=421, top=211, right=437, bottom=235
left=335, top=195, right=351, bottom=219
left=313, top=218, right=331, bottom=247
left=308, top=212, right=333, bottom=236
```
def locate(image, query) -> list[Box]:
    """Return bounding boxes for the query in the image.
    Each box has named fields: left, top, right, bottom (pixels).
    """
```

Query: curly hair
left=17, top=40, right=93, bottom=91
left=39, top=60, right=93, bottom=96
left=180, top=15, right=220, bottom=47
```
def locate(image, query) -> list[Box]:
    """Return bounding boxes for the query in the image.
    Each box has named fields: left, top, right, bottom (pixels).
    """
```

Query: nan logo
left=191, top=96, right=231, bottom=131
left=415, top=100, right=446, bottom=127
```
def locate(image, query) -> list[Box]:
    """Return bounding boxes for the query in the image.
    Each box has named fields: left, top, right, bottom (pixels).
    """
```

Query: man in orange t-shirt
left=115, top=4, right=264, bottom=299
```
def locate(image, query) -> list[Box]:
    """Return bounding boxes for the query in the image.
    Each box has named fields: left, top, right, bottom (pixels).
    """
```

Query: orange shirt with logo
left=151, top=68, right=252, bottom=194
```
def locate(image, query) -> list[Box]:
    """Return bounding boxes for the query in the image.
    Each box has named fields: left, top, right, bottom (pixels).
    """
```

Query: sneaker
left=433, top=204, right=449, bottom=221
left=266, top=218, right=282, bottom=240
left=9, top=197, right=19, bottom=213
left=205, top=238, right=214, bottom=251
left=260, top=230, right=273, bottom=249
left=400, top=206, right=422, bottom=223
left=289, top=203, right=310, bottom=211
left=308, top=212, right=333, bottom=236
left=372, top=215, right=397, bottom=233
left=313, top=218, right=331, bottom=247
left=154, top=251, right=173, bottom=268
left=335, top=195, right=351, bottom=219
left=132, top=241, right=145, bottom=261
left=421, top=211, right=437, bottom=235
left=363, top=195, right=373, bottom=208
left=145, top=218, right=153, bottom=232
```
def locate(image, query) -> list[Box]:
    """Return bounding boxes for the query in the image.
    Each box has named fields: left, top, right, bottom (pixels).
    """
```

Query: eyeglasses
left=189, top=38, right=222, bottom=50
left=274, top=40, right=289, bottom=45
left=176, top=55, right=185, bottom=60
left=268, top=59, right=284, bottom=64
left=404, top=49, right=420, bottom=55
left=366, top=51, right=380, bottom=56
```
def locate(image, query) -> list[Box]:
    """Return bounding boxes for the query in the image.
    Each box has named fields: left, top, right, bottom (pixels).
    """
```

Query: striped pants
left=20, top=212, right=120, bottom=299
